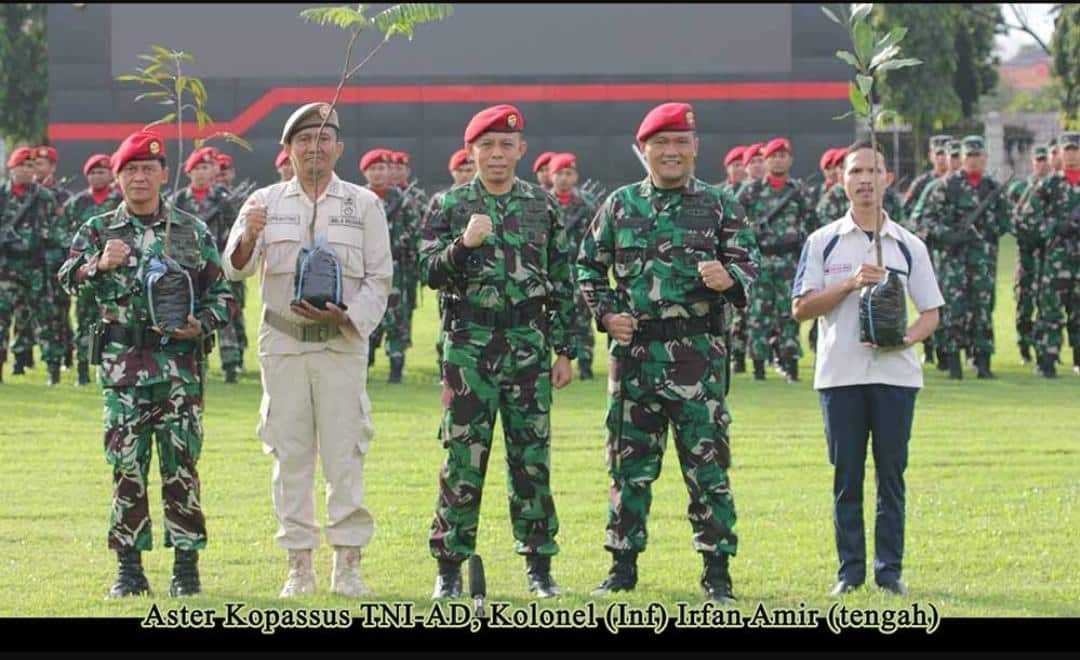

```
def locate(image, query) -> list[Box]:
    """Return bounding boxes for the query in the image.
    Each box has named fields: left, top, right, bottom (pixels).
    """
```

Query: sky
left=993, top=3, right=1056, bottom=60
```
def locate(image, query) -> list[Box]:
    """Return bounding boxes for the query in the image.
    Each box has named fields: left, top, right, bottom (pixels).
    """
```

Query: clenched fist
left=462, top=213, right=493, bottom=248
left=602, top=313, right=637, bottom=346
left=96, top=239, right=131, bottom=272
left=698, top=260, right=735, bottom=292
left=242, top=201, right=268, bottom=244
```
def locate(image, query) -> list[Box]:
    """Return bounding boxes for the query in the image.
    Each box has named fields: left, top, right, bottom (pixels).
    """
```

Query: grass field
left=0, top=236, right=1076, bottom=618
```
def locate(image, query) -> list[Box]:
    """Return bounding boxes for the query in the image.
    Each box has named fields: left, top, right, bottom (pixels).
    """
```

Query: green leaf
left=300, top=5, right=371, bottom=30
left=133, top=90, right=170, bottom=103
left=876, top=26, right=907, bottom=51
left=189, top=78, right=208, bottom=106
left=821, top=5, right=843, bottom=25
left=853, top=20, right=875, bottom=66
left=849, top=81, right=870, bottom=116
left=875, top=57, right=922, bottom=73
left=114, top=74, right=145, bottom=83
left=836, top=49, right=861, bottom=69
left=373, top=3, right=454, bottom=40
left=869, top=45, right=900, bottom=70
left=856, top=74, right=875, bottom=98
left=833, top=109, right=857, bottom=121
left=150, top=44, right=172, bottom=59
left=144, top=112, right=177, bottom=129
left=195, top=108, right=211, bottom=129
left=137, top=54, right=160, bottom=64
left=850, top=3, right=873, bottom=25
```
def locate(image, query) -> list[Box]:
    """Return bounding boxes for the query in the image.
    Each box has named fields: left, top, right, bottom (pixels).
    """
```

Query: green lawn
left=0, top=236, right=1076, bottom=618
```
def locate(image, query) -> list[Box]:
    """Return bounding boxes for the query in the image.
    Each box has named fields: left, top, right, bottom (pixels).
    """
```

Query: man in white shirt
left=223, top=103, right=393, bottom=599
left=792, top=140, right=944, bottom=598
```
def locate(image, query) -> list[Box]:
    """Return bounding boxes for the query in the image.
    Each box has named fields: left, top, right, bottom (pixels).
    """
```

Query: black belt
left=101, top=323, right=168, bottom=349
left=759, top=243, right=801, bottom=257
left=447, top=299, right=546, bottom=330
left=635, top=312, right=724, bottom=343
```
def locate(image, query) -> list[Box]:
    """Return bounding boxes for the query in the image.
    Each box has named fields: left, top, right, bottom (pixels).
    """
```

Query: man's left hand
left=552, top=355, right=573, bottom=390
left=291, top=300, right=350, bottom=326
left=699, top=261, right=735, bottom=292
left=163, top=314, right=204, bottom=340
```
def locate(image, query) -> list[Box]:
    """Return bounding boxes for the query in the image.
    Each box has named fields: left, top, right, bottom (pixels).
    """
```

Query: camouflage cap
left=280, top=102, right=341, bottom=145
left=961, top=135, right=985, bottom=154
left=930, top=134, right=953, bottom=152
left=1060, top=132, right=1080, bottom=149
left=947, top=140, right=962, bottom=156
left=1032, top=145, right=1048, bottom=159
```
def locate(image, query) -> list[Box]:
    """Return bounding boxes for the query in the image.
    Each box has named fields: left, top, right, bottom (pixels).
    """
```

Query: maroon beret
left=215, top=152, right=234, bottom=169
left=7, top=147, right=35, bottom=169
left=391, top=151, right=410, bottom=165
left=741, top=143, right=763, bottom=166
left=274, top=148, right=290, bottom=169
left=830, top=148, right=849, bottom=169
left=82, top=153, right=112, bottom=176
left=184, top=146, right=218, bottom=174
left=724, top=146, right=746, bottom=167
left=35, top=145, right=58, bottom=163
left=547, top=152, right=577, bottom=174
left=532, top=151, right=555, bottom=173
left=819, top=148, right=838, bottom=170
left=448, top=148, right=470, bottom=172
left=112, top=131, right=166, bottom=175
left=636, top=102, right=696, bottom=143
left=359, top=148, right=393, bottom=172
left=464, top=104, right=524, bottom=144
left=762, top=137, right=792, bottom=159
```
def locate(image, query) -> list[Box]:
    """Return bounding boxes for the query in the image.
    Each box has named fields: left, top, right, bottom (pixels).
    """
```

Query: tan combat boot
left=330, top=546, right=374, bottom=598
left=279, top=549, right=316, bottom=598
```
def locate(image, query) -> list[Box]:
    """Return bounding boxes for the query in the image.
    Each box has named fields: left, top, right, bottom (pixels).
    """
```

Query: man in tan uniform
left=223, top=102, right=393, bottom=599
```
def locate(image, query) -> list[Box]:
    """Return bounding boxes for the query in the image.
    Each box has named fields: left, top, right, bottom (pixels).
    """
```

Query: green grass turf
left=0, top=235, right=1076, bottom=617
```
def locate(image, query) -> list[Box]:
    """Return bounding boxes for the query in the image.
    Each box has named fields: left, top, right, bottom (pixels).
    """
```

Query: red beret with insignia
left=359, top=148, right=393, bottom=172
left=724, top=146, right=746, bottom=167
left=636, top=102, right=696, bottom=144
left=448, top=148, right=470, bottom=172
left=819, top=148, right=838, bottom=170
left=274, top=148, right=290, bottom=169
left=741, top=143, right=763, bottom=166
left=464, top=104, right=525, bottom=144
left=762, top=137, right=792, bottom=159
left=112, top=131, right=166, bottom=175
left=36, top=146, right=58, bottom=163
left=82, top=153, right=112, bottom=176
left=184, top=146, right=218, bottom=174
left=547, top=152, right=577, bottom=174
left=215, top=152, right=234, bottom=169
left=6, top=146, right=35, bottom=169
left=532, top=151, right=555, bottom=173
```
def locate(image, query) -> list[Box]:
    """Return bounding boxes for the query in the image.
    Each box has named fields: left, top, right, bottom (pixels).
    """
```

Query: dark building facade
left=47, top=3, right=853, bottom=190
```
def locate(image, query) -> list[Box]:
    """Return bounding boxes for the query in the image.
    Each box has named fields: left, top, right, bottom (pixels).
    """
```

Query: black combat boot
left=368, top=343, right=377, bottom=368
left=701, top=553, right=736, bottom=604
left=169, top=549, right=201, bottom=597
left=785, top=358, right=799, bottom=383
left=923, top=341, right=935, bottom=365
left=388, top=356, right=404, bottom=384
left=108, top=548, right=151, bottom=598
left=936, top=347, right=949, bottom=372
left=578, top=359, right=594, bottom=381
left=1019, top=344, right=1032, bottom=365
left=752, top=359, right=766, bottom=381
left=974, top=353, right=994, bottom=379
left=591, top=551, right=638, bottom=596
left=732, top=352, right=746, bottom=374
left=46, top=363, right=61, bottom=386
left=12, top=353, right=28, bottom=376
left=224, top=366, right=238, bottom=384
left=525, top=554, right=561, bottom=598
left=1038, top=355, right=1057, bottom=379
left=948, top=352, right=963, bottom=380
left=77, top=360, right=90, bottom=386
left=432, top=559, right=463, bottom=599
left=64, top=348, right=73, bottom=369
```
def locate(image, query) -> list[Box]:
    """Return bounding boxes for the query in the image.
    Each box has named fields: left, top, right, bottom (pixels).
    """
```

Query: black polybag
left=144, top=255, right=195, bottom=334
left=292, top=243, right=348, bottom=311
left=859, top=270, right=907, bottom=347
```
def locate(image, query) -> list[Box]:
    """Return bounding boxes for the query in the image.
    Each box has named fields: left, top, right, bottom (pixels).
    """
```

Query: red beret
left=82, top=153, right=112, bottom=176
left=391, top=151, right=410, bottom=165
left=548, top=152, right=577, bottom=174
left=35, top=146, right=58, bottom=163
left=184, top=146, right=218, bottom=174
left=830, top=148, right=849, bottom=169
left=723, top=146, right=746, bottom=167
left=274, top=148, right=290, bottom=169
left=359, top=148, right=393, bottom=172
left=532, top=151, right=555, bottom=173
left=6, top=146, right=35, bottom=169
left=819, top=148, right=837, bottom=170
left=464, top=104, right=524, bottom=144
left=215, top=152, right=234, bottom=169
left=762, top=138, right=792, bottom=159
left=636, top=102, right=696, bottom=143
left=112, top=131, right=166, bottom=175
left=741, top=143, right=763, bottom=166
left=447, top=148, right=470, bottom=172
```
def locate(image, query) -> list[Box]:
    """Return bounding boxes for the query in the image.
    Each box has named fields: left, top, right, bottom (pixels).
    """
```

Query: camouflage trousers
left=570, top=286, right=596, bottom=366
left=748, top=254, right=801, bottom=362
left=429, top=321, right=559, bottom=562
left=1033, top=247, right=1079, bottom=361
left=4, top=265, right=63, bottom=366
left=372, top=266, right=413, bottom=360
left=727, top=306, right=748, bottom=356
left=435, top=293, right=447, bottom=375
left=103, top=380, right=207, bottom=551
left=939, top=247, right=995, bottom=355
left=1014, top=244, right=1040, bottom=352
left=43, top=254, right=73, bottom=362
left=216, top=280, right=246, bottom=369
left=75, top=285, right=97, bottom=363
left=604, top=334, right=737, bottom=557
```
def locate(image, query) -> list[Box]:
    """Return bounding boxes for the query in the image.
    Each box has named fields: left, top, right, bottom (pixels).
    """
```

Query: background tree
left=952, top=3, right=1003, bottom=119
left=1051, top=4, right=1080, bottom=128
left=0, top=4, right=48, bottom=150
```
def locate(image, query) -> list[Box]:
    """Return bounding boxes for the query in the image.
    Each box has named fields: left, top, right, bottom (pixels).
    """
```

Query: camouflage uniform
left=172, top=185, right=243, bottom=373
left=426, top=188, right=454, bottom=376
left=555, top=187, right=598, bottom=369
left=737, top=177, right=811, bottom=366
left=420, top=177, right=576, bottom=562
left=59, top=187, right=123, bottom=367
left=909, top=171, right=951, bottom=363
left=1018, top=171, right=1079, bottom=370
left=57, top=199, right=235, bottom=550
left=718, top=180, right=749, bottom=363
left=0, top=181, right=59, bottom=371
left=577, top=176, right=760, bottom=557
left=403, top=184, right=429, bottom=350
left=369, top=186, right=422, bottom=362
left=43, top=184, right=75, bottom=367
left=1008, top=175, right=1042, bottom=356
left=917, top=171, right=1011, bottom=359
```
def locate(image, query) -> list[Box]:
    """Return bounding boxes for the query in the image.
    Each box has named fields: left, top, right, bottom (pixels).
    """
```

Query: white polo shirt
left=792, top=211, right=944, bottom=390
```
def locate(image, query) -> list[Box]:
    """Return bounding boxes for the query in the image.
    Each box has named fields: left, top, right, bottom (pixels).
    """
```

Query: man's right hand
left=847, top=263, right=887, bottom=292
left=602, top=313, right=637, bottom=345
left=462, top=213, right=493, bottom=248
left=242, top=202, right=268, bottom=244
left=96, top=239, right=131, bottom=272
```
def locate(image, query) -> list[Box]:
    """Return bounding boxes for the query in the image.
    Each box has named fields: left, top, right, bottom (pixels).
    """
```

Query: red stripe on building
left=49, top=81, right=849, bottom=141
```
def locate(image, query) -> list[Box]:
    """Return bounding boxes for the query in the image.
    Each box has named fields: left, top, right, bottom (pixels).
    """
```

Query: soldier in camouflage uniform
left=211, top=151, right=248, bottom=362
left=391, top=151, right=427, bottom=372
left=57, top=131, right=235, bottom=597
left=737, top=137, right=812, bottom=381
left=1, top=147, right=60, bottom=383
left=421, top=104, right=576, bottom=600
left=1008, top=145, right=1052, bottom=364
left=1018, top=132, right=1080, bottom=377
left=1048, top=137, right=1062, bottom=173
left=718, top=146, right=750, bottom=372
left=362, top=148, right=422, bottom=382
left=737, top=143, right=766, bottom=197
left=34, top=146, right=78, bottom=372
left=578, top=102, right=759, bottom=603
left=172, top=146, right=242, bottom=382
left=431, top=149, right=477, bottom=378
left=532, top=152, right=556, bottom=193
left=549, top=152, right=599, bottom=379
left=916, top=136, right=1011, bottom=379
left=61, top=154, right=124, bottom=385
